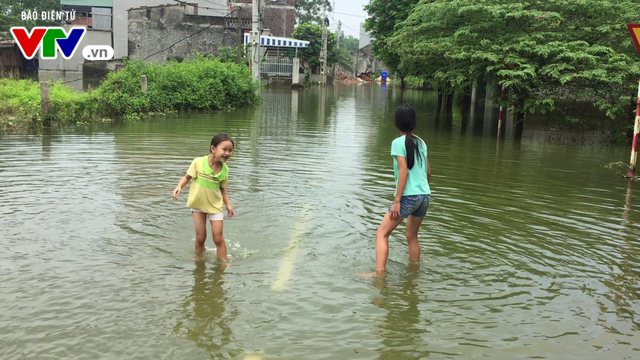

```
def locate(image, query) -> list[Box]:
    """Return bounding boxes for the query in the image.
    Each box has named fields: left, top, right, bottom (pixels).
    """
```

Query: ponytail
left=404, top=133, right=422, bottom=170
left=395, top=104, right=422, bottom=170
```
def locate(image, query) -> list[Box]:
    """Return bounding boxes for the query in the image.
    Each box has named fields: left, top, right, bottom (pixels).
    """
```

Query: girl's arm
left=427, top=158, right=431, bottom=184
left=220, top=187, right=235, bottom=218
left=390, top=156, right=409, bottom=219
left=172, top=175, right=192, bottom=199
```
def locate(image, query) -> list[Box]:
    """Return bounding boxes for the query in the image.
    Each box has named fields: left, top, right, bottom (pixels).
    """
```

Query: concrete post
left=251, top=0, right=262, bottom=81
left=141, top=75, right=147, bottom=93
left=292, top=57, right=300, bottom=84
left=40, top=81, right=50, bottom=124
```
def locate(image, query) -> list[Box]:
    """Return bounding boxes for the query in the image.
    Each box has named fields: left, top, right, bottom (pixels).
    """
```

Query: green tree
left=364, top=0, right=421, bottom=88
left=340, top=34, right=359, bottom=53
left=292, top=23, right=338, bottom=73
left=295, top=0, right=332, bottom=25
left=0, top=0, right=62, bottom=39
left=393, top=0, right=640, bottom=132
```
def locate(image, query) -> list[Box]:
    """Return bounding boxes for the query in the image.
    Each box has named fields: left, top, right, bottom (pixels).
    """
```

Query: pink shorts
left=191, top=209, right=223, bottom=221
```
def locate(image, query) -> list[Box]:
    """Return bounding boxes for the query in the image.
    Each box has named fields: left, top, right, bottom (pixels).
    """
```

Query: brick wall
left=233, top=0, right=295, bottom=38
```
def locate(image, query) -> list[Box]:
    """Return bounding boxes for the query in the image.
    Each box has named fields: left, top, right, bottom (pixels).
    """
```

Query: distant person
left=173, top=134, right=236, bottom=259
left=375, top=104, right=431, bottom=275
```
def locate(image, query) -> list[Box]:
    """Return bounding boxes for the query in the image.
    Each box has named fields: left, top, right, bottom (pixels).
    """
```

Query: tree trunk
left=460, top=87, right=472, bottom=134
left=513, top=93, right=527, bottom=139
left=445, top=93, right=454, bottom=113
left=400, top=76, right=406, bottom=89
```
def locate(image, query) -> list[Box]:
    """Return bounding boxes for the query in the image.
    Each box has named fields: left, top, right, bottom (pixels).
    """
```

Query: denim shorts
left=389, top=194, right=431, bottom=219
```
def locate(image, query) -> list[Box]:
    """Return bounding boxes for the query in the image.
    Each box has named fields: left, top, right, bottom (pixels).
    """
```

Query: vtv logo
left=10, top=27, right=113, bottom=61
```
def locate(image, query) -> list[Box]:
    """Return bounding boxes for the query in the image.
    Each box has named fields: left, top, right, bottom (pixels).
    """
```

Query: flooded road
left=1, top=85, right=639, bottom=359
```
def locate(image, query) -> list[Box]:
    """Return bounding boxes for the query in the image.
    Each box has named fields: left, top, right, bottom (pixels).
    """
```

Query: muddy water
left=1, top=85, right=639, bottom=359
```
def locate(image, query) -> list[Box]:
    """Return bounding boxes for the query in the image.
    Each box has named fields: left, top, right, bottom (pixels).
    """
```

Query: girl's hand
left=227, top=206, right=235, bottom=218
left=172, top=187, right=181, bottom=200
left=390, top=201, right=401, bottom=220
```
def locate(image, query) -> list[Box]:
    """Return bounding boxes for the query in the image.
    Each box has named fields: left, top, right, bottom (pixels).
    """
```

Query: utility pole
left=332, top=21, right=341, bottom=80
left=320, top=1, right=328, bottom=86
left=251, top=0, right=262, bottom=81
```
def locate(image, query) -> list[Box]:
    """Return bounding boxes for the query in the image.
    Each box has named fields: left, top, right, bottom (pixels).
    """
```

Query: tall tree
left=295, top=0, right=332, bottom=25
left=0, top=0, right=62, bottom=39
left=393, top=0, right=640, bottom=131
left=292, top=23, right=339, bottom=73
left=364, top=0, right=421, bottom=88
left=340, top=34, right=359, bottom=53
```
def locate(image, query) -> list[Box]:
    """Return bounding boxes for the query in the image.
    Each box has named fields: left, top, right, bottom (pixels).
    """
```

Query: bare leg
left=375, top=213, right=404, bottom=273
left=210, top=220, right=228, bottom=260
left=405, top=215, right=423, bottom=263
left=192, top=212, right=208, bottom=257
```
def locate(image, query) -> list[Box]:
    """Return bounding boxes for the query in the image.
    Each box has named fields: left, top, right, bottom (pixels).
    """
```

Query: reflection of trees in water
left=173, top=261, right=238, bottom=359
left=604, top=180, right=640, bottom=329
left=372, top=264, right=429, bottom=360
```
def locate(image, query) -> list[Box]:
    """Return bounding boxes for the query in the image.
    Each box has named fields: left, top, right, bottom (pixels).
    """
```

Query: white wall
left=112, top=0, right=228, bottom=59
left=358, top=22, right=372, bottom=50
left=39, top=27, right=112, bottom=72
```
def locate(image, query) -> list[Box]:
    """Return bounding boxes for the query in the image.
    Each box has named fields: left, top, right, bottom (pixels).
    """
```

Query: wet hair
left=210, top=133, right=235, bottom=151
left=394, top=104, right=422, bottom=170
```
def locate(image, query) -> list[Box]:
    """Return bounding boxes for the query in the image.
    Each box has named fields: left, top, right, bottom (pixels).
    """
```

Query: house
left=0, top=39, right=33, bottom=74
left=33, top=1, right=114, bottom=90
left=112, top=0, right=229, bottom=59
left=355, top=22, right=384, bottom=76
left=127, top=3, right=251, bottom=62
left=233, top=0, right=295, bottom=38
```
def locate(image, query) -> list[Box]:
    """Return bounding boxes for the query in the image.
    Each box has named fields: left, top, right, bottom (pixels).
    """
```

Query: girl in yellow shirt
left=172, top=134, right=235, bottom=259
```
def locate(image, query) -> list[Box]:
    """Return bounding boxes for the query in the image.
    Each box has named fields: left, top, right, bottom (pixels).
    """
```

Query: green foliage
left=1, top=55, right=260, bottom=131
left=95, top=55, right=259, bottom=118
left=0, top=0, right=62, bottom=40
left=217, top=46, right=249, bottom=66
left=370, top=0, right=640, bottom=129
left=0, top=78, right=96, bottom=128
left=295, top=0, right=332, bottom=25
left=340, top=34, right=359, bottom=53
left=292, top=23, right=339, bottom=73
left=364, top=0, right=421, bottom=83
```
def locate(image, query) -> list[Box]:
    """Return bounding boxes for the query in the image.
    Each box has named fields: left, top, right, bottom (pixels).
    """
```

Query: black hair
left=394, top=104, right=421, bottom=170
left=210, top=133, right=235, bottom=151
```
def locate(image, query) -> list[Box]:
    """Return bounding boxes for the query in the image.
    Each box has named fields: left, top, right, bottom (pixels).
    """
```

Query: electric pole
left=251, top=0, right=262, bottom=81
left=332, top=20, right=341, bottom=80
left=320, top=1, right=328, bottom=86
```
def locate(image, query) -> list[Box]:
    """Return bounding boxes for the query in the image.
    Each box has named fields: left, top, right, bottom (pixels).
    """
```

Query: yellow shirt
left=186, top=156, right=228, bottom=214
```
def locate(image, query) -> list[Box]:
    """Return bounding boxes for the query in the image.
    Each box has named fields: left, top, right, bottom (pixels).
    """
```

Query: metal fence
left=261, top=57, right=293, bottom=77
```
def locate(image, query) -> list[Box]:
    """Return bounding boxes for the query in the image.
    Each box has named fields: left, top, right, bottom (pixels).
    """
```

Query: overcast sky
left=330, top=0, right=369, bottom=39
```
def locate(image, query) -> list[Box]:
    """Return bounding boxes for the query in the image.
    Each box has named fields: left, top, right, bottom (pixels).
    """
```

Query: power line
left=174, top=0, right=230, bottom=13
left=328, top=13, right=361, bottom=37
left=332, top=11, right=366, bottom=18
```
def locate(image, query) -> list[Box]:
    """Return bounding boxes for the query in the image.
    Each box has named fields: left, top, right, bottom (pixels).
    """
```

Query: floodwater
left=1, top=85, right=639, bottom=360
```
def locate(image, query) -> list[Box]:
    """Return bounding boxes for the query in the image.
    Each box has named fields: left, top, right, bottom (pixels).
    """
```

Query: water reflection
left=373, top=263, right=429, bottom=360
left=173, top=261, right=236, bottom=358
left=604, top=180, right=640, bottom=329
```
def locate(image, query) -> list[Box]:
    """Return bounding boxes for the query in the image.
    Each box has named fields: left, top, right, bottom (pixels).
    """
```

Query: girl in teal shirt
left=375, top=104, right=431, bottom=274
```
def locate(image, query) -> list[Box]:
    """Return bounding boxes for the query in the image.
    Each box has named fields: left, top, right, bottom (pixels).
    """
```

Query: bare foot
left=193, top=250, right=207, bottom=261
left=357, top=270, right=386, bottom=279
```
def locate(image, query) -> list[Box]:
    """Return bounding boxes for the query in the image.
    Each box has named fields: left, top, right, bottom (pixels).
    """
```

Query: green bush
left=1, top=54, right=260, bottom=132
left=95, top=55, right=259, bottom=119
